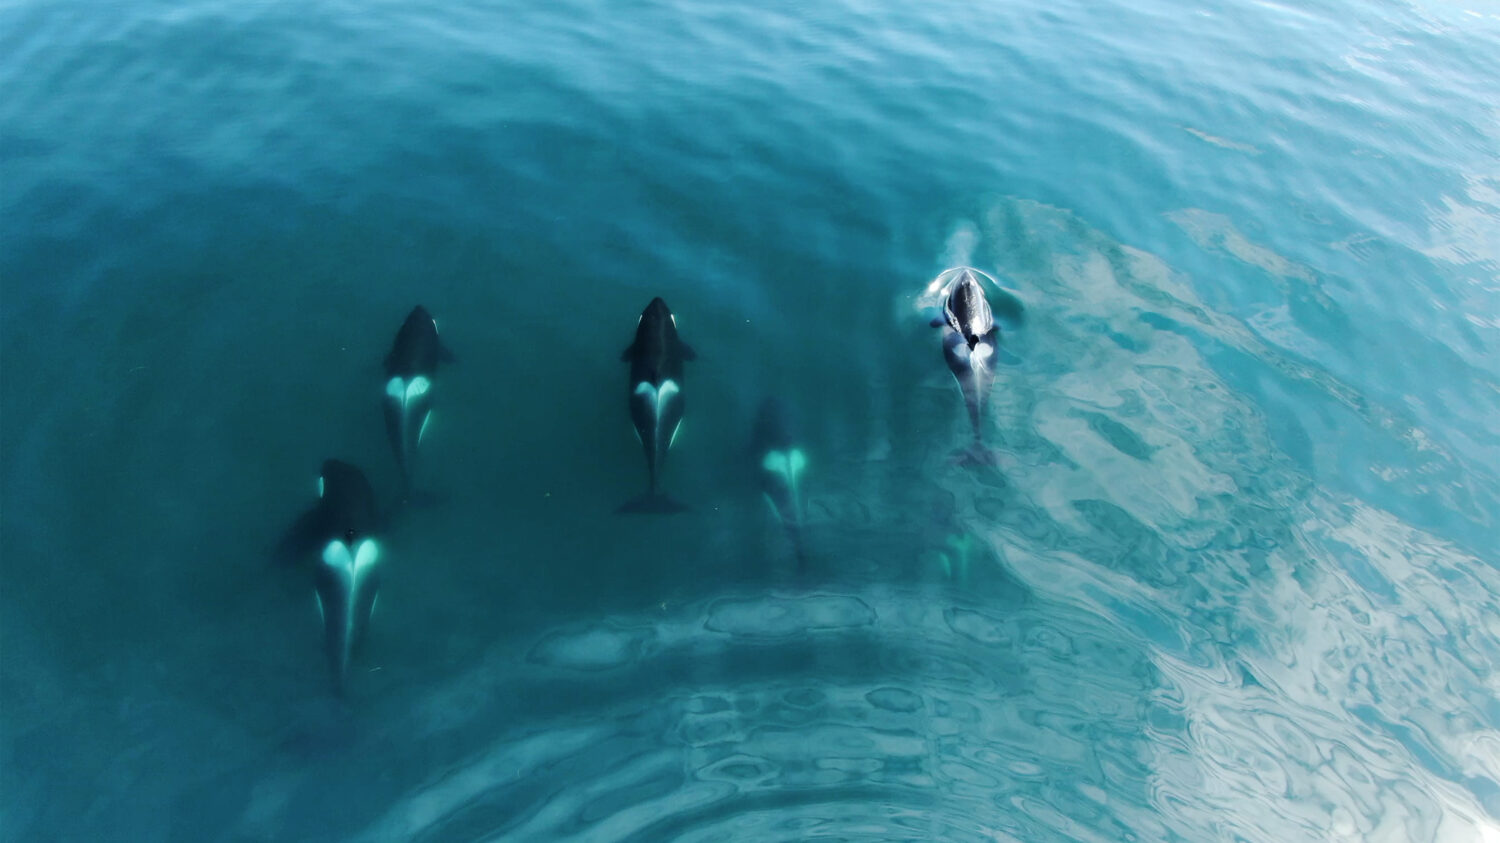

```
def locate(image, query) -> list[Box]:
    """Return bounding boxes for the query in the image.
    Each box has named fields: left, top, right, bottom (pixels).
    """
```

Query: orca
left=275, top=459, right=383, bottom=694
left=932, top=268, right=1000, bottom=443
left=750, top=396, right=808, bottom=566
left=619, top=297, right=695, bottom=513
left=383, top=305, right=454, bottom=501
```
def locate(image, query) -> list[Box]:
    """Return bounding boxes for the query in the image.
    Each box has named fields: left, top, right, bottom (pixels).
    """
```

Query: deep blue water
left=3, top=0, right=1500, bottom=839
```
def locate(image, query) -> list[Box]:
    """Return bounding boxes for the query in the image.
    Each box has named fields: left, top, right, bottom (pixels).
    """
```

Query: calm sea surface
left=3, top=0, right=1500, bottom=839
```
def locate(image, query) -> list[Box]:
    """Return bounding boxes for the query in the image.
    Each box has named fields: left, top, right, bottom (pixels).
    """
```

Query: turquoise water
left=3, top=0, right=1500, bottom=838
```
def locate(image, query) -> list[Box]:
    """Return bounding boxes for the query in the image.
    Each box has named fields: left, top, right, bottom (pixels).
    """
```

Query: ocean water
left=3, top=0, right=1499, bottom=839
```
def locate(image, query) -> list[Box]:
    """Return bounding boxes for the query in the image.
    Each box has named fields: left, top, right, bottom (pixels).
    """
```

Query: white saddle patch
left=972, top=342, right=994, bottom=370
left=634, top=380, right=681, bottom=448
left=386, top=376, right=432, bottom=408
left=762, top=447, right=807, bottom=478
left=321, top=538, right=381, bottom=582
left=761, top=448, right=807, bottom=520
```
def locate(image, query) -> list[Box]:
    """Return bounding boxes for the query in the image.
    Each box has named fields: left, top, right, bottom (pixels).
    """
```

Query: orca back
left=318, top=459, right=380, bottom=538
left=623, top=297, right=693, bottom=384
left=943, top=271, right=996, bottom=347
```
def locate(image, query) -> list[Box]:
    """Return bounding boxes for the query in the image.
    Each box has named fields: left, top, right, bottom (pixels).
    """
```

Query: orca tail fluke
left=616, top=493, right=689, bottom=515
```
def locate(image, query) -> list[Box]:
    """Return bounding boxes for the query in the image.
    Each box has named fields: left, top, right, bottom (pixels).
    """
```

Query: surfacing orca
left=750, top=396, right=808, bottom=566
left=383, top=305, right=454, bottom=501
left=932, top=268, right=1000, bottom=443
left=619, top=297, right=695, bottom=513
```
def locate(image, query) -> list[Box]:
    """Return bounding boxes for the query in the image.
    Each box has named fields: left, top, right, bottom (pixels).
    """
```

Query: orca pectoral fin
left=439, top=341, right=457, bottom=364
left=616, top=493, right=689, bottom=515
left=678, top=341, right=697, bottom=361
left=930, top=316, right=946, bottom=329
left=621, top=341, right=636, bottom=361
left=272, top=508, right=326, bottom=567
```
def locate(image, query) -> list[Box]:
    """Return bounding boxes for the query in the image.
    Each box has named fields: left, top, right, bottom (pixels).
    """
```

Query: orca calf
left=619, top=297, right=695, bottom=513
left=383, top=305, right=454, bottom=502
left=932, top=268, right=1000, bottom=443
left=274, top=459, right=383, bottom=695
left=750, top=397, right=808, bottom=566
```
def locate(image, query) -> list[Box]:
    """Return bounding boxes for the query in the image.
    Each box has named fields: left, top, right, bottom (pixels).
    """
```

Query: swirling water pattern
left=2, top=0, right=1498, bottom=840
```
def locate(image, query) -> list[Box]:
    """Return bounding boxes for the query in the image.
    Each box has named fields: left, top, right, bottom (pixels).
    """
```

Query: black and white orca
left=383, top=305, right=454, bottom=499
left=619, top=297, right=696, bottom=513
left=933, top=269, right=1000, bottom=442
left=750, top=397, right=808, bottom=565
left=275, top=459, right=383, bottom=694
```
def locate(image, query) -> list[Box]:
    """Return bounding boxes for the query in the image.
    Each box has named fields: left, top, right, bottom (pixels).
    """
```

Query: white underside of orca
left=318, top=538, right=380, bottom=640
left=762, top=447, right=810, bottom=519
left=971, top=341, right=994, bottom=371
left=634, top=379, right=682, bottom=448
left=761, top=448, right=807, bottom=519
left=387, top=375, right=433, bottom=451
left=761, top=448, right=807, bottom=486
left=950, top=338, right=994, bottom=373
left=322, top=538, right=379, bottom=583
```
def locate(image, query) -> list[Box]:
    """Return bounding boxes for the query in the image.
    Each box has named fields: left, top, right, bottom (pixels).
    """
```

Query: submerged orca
left=932, top=269, right=1000, bottom=442
left=383, top=305, right=454, bottom=500
left=276, top=459, right=383, bottom=694
left=750, top=396, right=808, bottom=565
left=619, top=297, right=696, bottom=513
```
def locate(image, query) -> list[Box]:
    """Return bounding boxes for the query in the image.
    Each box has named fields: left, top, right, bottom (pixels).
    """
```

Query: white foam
left=528, top=624, right=657, bottom=671
left=705, top=595, right=876, bottom=638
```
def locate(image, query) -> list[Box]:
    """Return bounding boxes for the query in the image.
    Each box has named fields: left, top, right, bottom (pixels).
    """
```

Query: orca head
left=642, top=297, right=675, bottom=329
left=318, top=459, right=364, bottom=496
left=315, top=459, right=378, bottom=532
left=387, top=306, right=446, bottom=376
left=405, top=305, right=435, bottom=331
left=944, top=270, right=995, bottom=347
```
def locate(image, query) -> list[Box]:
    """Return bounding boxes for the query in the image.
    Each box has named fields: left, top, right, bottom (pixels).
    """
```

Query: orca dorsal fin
left=678, top=340, right=697, bottom=361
